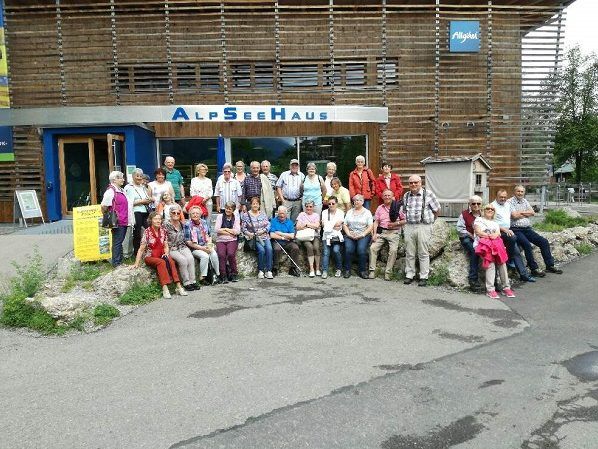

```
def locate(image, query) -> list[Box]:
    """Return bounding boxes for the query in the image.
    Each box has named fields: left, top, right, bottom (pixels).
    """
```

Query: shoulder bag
left=102, top=186, right=119, bottom=229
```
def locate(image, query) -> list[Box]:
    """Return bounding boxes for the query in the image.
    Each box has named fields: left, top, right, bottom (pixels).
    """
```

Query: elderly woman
left=148, top=168, right=175, bottom=207
left=101, top=170, right=133, bottom=267
left=323, top=162, right=337, bottom=198
left=164, top=204, right=198, bottom=291
left=189, top=163, right=214, bottom=215
left=302, top=162, right=326, bottom=216
left=133, top=211, right=187, bottom=298
left=474, top=204, right=516, bottom=299
left=234, top=160, right=247, bottom=203
left=321, top=195, right=345, bottom=279
left=124, top=168, right=153, bottom=257
left=343, top=194, right=374, bottom=279
left=215, top=201, right=241, bottom=283
left=184, top=205, right=220, bottom=285
left=241, top=196, right=273, bottom=279
left=296, top=200, right=322, bottom=277
left=348, top=155, right=376, bottom=210
left=325, top=177, right=351, bottom=213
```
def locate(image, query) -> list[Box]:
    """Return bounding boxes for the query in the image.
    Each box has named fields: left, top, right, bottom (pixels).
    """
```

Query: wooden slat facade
left=0, top=0, right=567, bottom=221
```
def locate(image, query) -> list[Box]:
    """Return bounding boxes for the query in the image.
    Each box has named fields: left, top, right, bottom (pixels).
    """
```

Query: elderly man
left=184, top=205, right=221, bottom=285
left=369, top=189, right=405, bottom=280
left=509, top=185, right=563, bottom=276
left=243, top=161, right=263, bottom=203
left=270, top=205, right=301, bottom=277
left=276, top=159, right=305, bottom=223
left=163, top=156, right=185, bottom=204
left=456, top=195, right=483, bottom=291
left=402, top=174, right=441, bottom=287
left=214, top=162, right=243, bottom=212
left=261, top=160, right=278, bottom=192
left=492, top=189, right=536, bottom=282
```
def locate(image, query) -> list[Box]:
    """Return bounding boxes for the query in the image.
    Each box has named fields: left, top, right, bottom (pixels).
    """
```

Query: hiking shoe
left=520, top=275, right=536, bottom=282
left=359, top=271, right=369, bottom=279
left=418, top=279, right=428, bottom=287
left=321, top=272, right=328, bottom=279
left=384, top=273, right=392, bottom=281
left=162, top=285, right=172, bottom=299
left=335, top=270, right=342, bottom=277
left=265, top=271, right=273, bottom=279
left=230, top=275, right=239, bottom=283
left=258, top=271, right=265, bottom=279
left=531, top=269, right=546, bottom=278
left=546, top=266, right=563, bottom=274
left=368, top=271, right=376, bottom=279
left=486, top=290, right=500, bottom=299
left=343, top=271, right=351, bottom=278
left=502, top=288, right=516, bottom=298
left=403, top=278, right=413, bottom=285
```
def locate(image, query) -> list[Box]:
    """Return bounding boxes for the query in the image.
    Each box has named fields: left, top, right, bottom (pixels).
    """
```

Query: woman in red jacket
left=348, top=155, right=376, bottom=209
left=375, top=162, right=404, bottom=202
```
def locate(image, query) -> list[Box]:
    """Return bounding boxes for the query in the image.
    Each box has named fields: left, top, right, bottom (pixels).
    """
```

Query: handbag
left=295, top=228, right=315, bottom=242
left=243, top=213, right=259, bottom=251
left=101, top=186, right=119, bottom=228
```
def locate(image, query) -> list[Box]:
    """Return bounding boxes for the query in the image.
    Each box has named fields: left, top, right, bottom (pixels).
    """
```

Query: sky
left=564, top=0, right=598, bottom=55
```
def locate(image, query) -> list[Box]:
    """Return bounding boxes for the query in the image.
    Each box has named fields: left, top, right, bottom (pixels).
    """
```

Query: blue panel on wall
left=449, top=21, right=481, bottom=53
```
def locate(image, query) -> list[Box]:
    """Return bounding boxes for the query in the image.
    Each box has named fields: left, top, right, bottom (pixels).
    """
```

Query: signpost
left=73, top=205, right=112, bottom=262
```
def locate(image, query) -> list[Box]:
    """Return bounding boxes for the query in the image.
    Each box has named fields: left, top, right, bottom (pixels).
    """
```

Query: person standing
left=163, top=156, right=185, bottom=206
left=243, top=161, right=263, bottom=205
left=369, top=189, right=405, bottom=281
left=101, top=171, right=133, bottom=267
left=402, top=174, right=441, bottom=287
left=260, top=160, right=279, bottom=194
left=323, top=162, right=337, bottom=199
left=214, top=162, right=243, bottom=212
left=456, top=195, right=483, bottom=291
left=189, top=163, right=214, bottom=215
left=325, top=177, right=351, bottom=213
left=234, top=160, right=247, bottom=204
left=124, top=168, right=153, bottom=258
left=375, top=162, right=403, bottom=202
left=509, top=185, right=563, bottom=276
left=148, top=168, right=175, bottom=207
left=214, top=201, right=241, bottom=283
left=276, top=159, right=305, bottom=223
left=301, top=162, right=325, bottom=216
left=348, top=155, right=376, bottom=210
left=492, top=189, right=536, bottom=282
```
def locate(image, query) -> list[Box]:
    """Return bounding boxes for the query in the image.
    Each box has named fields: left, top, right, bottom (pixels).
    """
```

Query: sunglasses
left=328, top=202, right=336, bottom=206
left=484, top=208, right=495, bottom=211
left=170, top=210, right=180, bottom=214
left=408, top=181, right=420, bottom=184
left=470, top=202, right=481, bottom=205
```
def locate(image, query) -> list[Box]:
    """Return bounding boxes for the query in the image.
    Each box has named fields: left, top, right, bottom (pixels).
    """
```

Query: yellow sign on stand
left=73, top=205, right=112, bottom=262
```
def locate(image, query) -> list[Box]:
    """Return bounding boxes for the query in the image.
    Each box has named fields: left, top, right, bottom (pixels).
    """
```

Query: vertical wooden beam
left=328, top=0, right=335, bottom=104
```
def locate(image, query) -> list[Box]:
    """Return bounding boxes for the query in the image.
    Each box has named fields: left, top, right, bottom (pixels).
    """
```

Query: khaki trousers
left=404, top=223, right=433, bottom=280
left=369, top=230, right=401, bottom=275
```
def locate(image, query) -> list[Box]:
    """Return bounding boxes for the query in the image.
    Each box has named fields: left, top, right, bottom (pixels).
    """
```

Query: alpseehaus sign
left=0, top=105, right=388, bottom=126
left=449, top=21, right=481, bottom=53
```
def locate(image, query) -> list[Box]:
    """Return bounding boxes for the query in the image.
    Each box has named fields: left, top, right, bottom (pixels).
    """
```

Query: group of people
left=100, top=155, right=561, bottom=300
left=457, top=185, right=563, bottom=299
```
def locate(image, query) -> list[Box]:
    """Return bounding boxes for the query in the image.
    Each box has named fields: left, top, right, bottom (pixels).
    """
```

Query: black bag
left=102, top=210, right=119, bottom=229
left=244, top=236, right=257, bottom=251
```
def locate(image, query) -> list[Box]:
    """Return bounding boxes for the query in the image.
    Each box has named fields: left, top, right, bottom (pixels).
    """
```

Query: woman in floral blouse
left=163, top=204, right=198, bottom=291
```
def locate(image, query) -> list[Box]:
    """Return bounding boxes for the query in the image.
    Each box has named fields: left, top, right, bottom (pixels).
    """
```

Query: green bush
left=118, top=282, right=162, bottom=305
left=447, top=227, right=460, bottom=242
left=10, top=249, right=46, bottom=298
left=575, top=243, right=594, bottom=256
left=535, top=209, right=589, bottom=232
left=428, top=264, right=450, bottom=286
left=61, top=262, right=111, bottom=293
left=93, top=304, right=120, bottom=326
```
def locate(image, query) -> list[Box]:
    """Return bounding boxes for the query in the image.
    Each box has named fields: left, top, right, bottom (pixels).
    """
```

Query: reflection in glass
left=299, top=136, right=367, bottom=184
left=159, top=138, right=219, bottom=186
left=63, top=142, right=91, bottom=211
left=231, top=137, right=297, bottom=176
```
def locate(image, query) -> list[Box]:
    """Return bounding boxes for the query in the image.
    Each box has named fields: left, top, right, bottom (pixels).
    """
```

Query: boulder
left=92, top=264, right=154, bottom=298
left=428, top=219, right=451, bottom=259
left=36, top=290, right=98, bottom=323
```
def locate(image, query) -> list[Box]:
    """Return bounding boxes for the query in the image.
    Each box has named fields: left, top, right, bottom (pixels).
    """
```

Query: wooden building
left=0, top=0, right=570, bottom=222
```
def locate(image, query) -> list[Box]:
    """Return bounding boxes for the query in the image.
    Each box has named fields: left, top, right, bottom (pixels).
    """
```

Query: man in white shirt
left=214, top=163, right=242, bottom=212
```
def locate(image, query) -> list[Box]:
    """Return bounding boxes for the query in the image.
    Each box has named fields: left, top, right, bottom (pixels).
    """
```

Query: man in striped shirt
left=214, top=163, right=243, bottom=212
left=276, top=159, right=305, bottom=223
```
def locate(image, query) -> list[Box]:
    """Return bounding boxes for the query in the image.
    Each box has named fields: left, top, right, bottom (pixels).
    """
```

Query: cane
left=274, top=239, right=303, bottom=276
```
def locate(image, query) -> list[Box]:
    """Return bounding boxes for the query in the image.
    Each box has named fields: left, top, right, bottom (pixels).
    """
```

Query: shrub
left=118, top=282, right=162, bottom=305
left=535, top=209, right=589, bottom=232
left=61, top=262, right=111, bottom=293
left=575, top=243, right=593, bottom=256
left=428, top=264, right=450, bottom=286
left=93, top=304, right=120, bottom=326
left=10, top=249, right=46, bottom=298
left=447, top=227, right=459, bottom=242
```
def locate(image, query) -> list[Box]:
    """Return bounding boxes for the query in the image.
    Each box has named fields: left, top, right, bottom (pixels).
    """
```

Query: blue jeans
left=111, top=225, right=128, bottom=266
left=344, top=235, right=371, bottom=273
left=322, top=241, right=343, bottom=271
left=512, top=226, right=554, bottom=270
left=500, top=231, right=531, bottom=278
left=459, top=236, right=480, bottom=283
left=363, top=199, right=371, bottom=210
left=255, top=238, right=273, bottom=271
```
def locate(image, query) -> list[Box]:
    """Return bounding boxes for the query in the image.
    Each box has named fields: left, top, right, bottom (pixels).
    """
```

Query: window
left=323, top=63, right=342, bottom=88
left=231, top=64, right=252, bottom=89
left=475, top=174, right=482, bottom=186
left=280, top=63, right=319, bottom=88
left=199, top=64, right=221, bottom=91
left=132, top=64, right=169, bottom=91
left=176, top=64, right=197, bottom=90
left=377, top=58, right=398, bottom=86
left=254, top=63, right=274, bottom=89
left=345, top=62, right=366, bottom=86
left=299, top=135, right=367, bottom=183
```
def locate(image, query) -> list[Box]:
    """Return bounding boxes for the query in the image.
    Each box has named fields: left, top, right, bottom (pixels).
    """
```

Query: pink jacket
left=475, top=238, right=508, bottom=269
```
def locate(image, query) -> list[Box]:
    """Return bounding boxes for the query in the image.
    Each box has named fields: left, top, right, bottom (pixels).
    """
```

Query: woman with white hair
left=342, top=194, right=373, bottom=279
left=124, top=168, right=153, bottom=257
left=101, top=170, right=133, bottom=267
left=189, top=163, right=214, bottom=214
left=302, top=162, right=326, bottom=216
left=348, top=155, right=376, bottom=210
left=324, top=161, right=337, bottom=197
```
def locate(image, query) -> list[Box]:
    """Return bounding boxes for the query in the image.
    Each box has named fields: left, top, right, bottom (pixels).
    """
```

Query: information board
left=14, top=189, right=44, bottom=224
left=73, top=205, right=112, bottom=262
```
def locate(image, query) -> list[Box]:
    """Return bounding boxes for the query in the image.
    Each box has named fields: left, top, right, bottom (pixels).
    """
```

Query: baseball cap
left=290, top=159, right=299, bottom=165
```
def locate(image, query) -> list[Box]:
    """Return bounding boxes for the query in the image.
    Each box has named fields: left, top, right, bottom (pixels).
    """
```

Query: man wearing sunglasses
left=456, top=195, right=483, bottom=291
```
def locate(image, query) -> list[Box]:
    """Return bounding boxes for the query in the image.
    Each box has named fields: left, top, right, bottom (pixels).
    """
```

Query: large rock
left=92, top=264, right=154, bottom=298
left=37, top=290, right=98, bottom=324
left=428, top=219, right=451, bottom=259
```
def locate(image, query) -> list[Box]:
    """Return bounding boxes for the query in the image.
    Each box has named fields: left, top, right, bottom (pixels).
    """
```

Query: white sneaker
left=176, top=286, right=188, bottom=296
left=265, top=271, right=273, bottom=279
left=335, top=269, right=342, bottom=277
left=258, top=271, right=265, bottom=279
left=162, top=285, right=171, bottom=299
left=315, top=270, right=322, bottom=276
left=321, top=272, right=328, bottom=279
left=309, top=271, right=315, bottom=277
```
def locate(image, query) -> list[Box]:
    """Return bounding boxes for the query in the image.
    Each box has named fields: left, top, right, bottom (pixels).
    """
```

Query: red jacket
left=475, top=238, right=509, bottom=269
left=375, top=173, right=404, bottom=201
left=348, top=168, right=376, bottom=200
left=184, top=196, right=209, bottom=218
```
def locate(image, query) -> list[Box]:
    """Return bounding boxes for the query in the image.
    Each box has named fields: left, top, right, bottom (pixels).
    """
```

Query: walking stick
left=274, top=239, right=303, bottom=276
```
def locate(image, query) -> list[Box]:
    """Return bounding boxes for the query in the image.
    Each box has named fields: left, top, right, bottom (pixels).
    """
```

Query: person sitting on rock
left=270, top=205, right=301, bottom=277
left=456, top=195, right=483, bottom=291
left=369, top=189, right=405, bottom=281
left=509, top=185, right=563, bottom=276
left=184, top=205, right=221, bottom=285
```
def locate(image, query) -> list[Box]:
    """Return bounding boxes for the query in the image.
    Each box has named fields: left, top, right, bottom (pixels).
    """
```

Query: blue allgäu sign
left=449, top=21, right=481, bottom=53
left=0, top=126, right=14, bottom=161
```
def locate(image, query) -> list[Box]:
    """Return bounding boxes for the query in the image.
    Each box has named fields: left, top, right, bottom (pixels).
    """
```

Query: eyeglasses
left=223, top=169, right=231, bottom=173
left=408, top=181, right=420, bottom=184
left=328, top=202, right=336, bottom=206
left=484, top=208, right=495, bottom=211
left=170, top=210, right=180, bottom=214
left=470, top=202, right=481, bottom=205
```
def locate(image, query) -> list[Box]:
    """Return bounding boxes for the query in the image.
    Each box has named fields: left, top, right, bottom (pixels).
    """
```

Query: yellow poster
left=73, top=205, right=112, bottom=262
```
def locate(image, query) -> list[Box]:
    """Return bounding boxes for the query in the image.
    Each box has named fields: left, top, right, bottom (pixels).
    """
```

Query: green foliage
left=534, top=209, right=590, bottom=232
left=427, top=264, right=450, bottom=286
left=118, top=282, right=162, bottom=305
left=93, top=304, right=120, bottom=326
left=61, top=262, right=111, bottom=293
left=575, top=243, right=594, bottom=256
left=10, top=249, right=46, bottom=298
left=447, top=227, right=459, bottom=242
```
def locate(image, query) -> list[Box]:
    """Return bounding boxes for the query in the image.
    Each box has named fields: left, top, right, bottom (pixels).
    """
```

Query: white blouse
left=190, top=176, right=213, bottom=199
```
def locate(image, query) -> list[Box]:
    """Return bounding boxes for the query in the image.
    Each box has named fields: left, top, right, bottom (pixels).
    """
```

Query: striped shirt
left=508, top=196, right=532, bottom=228
left=403, top=188, right=440, bottom=224
left=243, top=174, right=262, bottom=200
left=276, top=170, right=305, bottom=200
left=214, top=176, right=243, bottom=207
left=241, top=211, right=271, bottom=239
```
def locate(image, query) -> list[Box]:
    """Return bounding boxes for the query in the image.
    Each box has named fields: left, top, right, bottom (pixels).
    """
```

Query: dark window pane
left=231, top=137, right=297, bottom=176
left=199, top=64, right=221, bottom=91
left=159, top=139, right=219, bottom=184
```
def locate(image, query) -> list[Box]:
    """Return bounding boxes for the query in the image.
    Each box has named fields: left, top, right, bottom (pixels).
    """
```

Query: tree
left=551, top=46, right=598, bottom=183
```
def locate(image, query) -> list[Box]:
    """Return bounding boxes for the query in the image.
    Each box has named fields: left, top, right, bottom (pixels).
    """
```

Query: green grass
left=447, top=227, right=460, bottom=242
left=575, top=243, right=594, bottom=256
left=118, top=282, right=163, bottom=305
left=427, top=264, right=450, bottom=286
left=61, top=262, right=112, bottom=293
left=93, top=304, right=120, bottom=326
left=535, top=209, right=590, bottom=232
